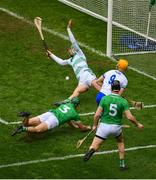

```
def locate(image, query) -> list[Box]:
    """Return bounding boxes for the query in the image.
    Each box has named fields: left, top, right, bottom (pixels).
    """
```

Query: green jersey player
left=46, top=19, right=101, bottom=105
left=12, top=97, right=91, bottom=136
left=83, top=80, right=144, bottom=170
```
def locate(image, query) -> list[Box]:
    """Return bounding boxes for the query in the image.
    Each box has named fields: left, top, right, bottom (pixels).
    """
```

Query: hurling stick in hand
left=76, top=130, right=93, bottom=149
left=34, top=17, right=48, bottom=51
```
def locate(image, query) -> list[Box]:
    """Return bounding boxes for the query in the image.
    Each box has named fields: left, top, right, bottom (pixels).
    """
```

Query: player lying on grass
left=83, top=80, right=144, bottom=170
left=46, top=19, right=101, bottom=106
left=11, top=97, right=91, bottom=136
left=96, top=59, right=128, bottom=105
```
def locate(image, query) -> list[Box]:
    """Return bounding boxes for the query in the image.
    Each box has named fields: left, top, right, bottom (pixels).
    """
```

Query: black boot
left=83, top=148, right=95, bottom=161
left=120, top=165, right=129, bottom=171
left=17, top=111, right=31, bottom=117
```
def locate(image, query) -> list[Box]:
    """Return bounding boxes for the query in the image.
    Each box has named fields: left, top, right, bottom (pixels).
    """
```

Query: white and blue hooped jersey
left=100, top=70, right=128, bottom=95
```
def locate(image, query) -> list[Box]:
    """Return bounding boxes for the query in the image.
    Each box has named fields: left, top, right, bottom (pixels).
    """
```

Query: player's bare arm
left=46, top=49, right=52, bottom=56
left=124, top=110, right=144, bottom=129
left=93, top=107, right=103, bottom=131
left=67, top=120, right=79, bottom=128
left=67, top=120, right=91, bottom=132
left=46, top=49, right=53, bottom=59
left=119, top=88, right=126, bottom=96
left=75, top=121, right=91, bottom=132
left=96, top=76, right=104, bottom=86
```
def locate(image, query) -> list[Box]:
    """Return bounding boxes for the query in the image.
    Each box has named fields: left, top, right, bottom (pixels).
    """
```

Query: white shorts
left=96, top=123, right=122, bottom=140
left=38, top=112, right=59, bottom=130
left=78, top=70, right=96, bottom=88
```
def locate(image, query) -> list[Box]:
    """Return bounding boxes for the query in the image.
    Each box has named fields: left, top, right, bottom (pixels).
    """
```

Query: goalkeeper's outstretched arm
left=47, top=50, right=69, bottom=66
left=67, top=20, right=78, bottom=47
left=67, top=19, right=84, bottom=56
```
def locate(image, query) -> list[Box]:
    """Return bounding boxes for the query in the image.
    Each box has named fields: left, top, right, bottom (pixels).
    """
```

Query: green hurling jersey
left=49, top=103, right=80, bottom=125
left=99, top=94, right=129, bottom=125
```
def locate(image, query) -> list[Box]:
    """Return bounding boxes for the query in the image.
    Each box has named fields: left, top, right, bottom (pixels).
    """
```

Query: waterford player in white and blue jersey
left=96, top=59, right=128, bottom=105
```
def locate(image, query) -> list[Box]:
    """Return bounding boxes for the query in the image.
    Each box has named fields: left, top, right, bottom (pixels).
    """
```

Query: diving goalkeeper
left=47, top=19, right=101, bottom=105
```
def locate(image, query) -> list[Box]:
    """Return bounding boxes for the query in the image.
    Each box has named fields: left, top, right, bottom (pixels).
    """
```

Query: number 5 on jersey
left=109, top=104, right=117, bottom=116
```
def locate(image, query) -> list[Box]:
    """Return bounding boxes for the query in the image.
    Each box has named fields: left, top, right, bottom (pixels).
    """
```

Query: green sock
left=22, top=126, right=28, bottom=132
left=119, top=159, right=125, bottom=167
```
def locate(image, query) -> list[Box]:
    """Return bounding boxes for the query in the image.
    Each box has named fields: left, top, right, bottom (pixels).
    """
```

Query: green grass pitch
left=0, top=0, right=156, bottom=178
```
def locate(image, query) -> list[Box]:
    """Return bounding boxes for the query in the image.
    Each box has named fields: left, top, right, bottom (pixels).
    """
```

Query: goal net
left=58, top=0, right=156, bottom=57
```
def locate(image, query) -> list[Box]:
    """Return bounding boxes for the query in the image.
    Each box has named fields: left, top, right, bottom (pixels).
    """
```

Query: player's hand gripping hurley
left=34, top=17, right=48, bottom=51
left=76, top=130, right=94, bottom=149
left=126, top=98, right=144, bottom=110
left=130, top=100, right=144, bottom=110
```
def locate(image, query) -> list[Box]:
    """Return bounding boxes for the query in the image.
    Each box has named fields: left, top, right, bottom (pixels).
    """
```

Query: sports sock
left=22, top=126, right=28, bottom=132
left=119, top=159, right=125, bottom=167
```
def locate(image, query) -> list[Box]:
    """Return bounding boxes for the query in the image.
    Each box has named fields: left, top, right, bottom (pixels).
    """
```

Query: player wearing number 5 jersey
left=46, top=19, right=101, bottom=106
left=12, top=97, right=91, bottom=136
left=96, top=59, right=128, bottom=105
left=83, top=80, right=144, bottom=170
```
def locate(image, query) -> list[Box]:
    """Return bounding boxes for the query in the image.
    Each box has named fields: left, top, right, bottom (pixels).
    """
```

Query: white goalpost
left=106, top=0, right=113, bottom=57
left=58, top=0, right=156, bottom=57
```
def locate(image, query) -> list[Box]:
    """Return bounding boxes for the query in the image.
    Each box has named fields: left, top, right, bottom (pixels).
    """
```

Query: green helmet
left=71, top=97, right=80, bottom=107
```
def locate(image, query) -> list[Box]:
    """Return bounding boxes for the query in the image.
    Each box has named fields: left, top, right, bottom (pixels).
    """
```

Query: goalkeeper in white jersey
left=96, top=59, right=128, bottom=105
left=47, top=19, right=101, bottom=105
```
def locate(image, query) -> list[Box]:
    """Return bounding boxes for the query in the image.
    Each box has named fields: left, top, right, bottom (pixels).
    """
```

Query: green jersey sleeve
left=123, top=99, right=129, bottom=111
left=99, top=96, right=106, bottom=109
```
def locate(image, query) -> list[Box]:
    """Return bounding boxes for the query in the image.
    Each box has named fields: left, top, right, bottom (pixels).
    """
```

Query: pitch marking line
left=0, top=118, right=9, bottom=125
left=79, top=104, right=156, bottom=116
left=0, top=7, right=155, bottom=170
left=0, top=144, right=155, bottom=169
left=0, top=104, right=156, bottom=125
left=0, top=7, right=156, bottom=81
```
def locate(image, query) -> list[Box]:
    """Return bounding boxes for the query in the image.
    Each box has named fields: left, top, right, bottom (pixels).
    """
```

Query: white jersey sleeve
left=67, top=27, right=85, bottom=57
left=49, top=53, right=70, bottom=66
left=120, top=76, right=128, bottom=89
left=100, top=70, right=128, bottom=95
